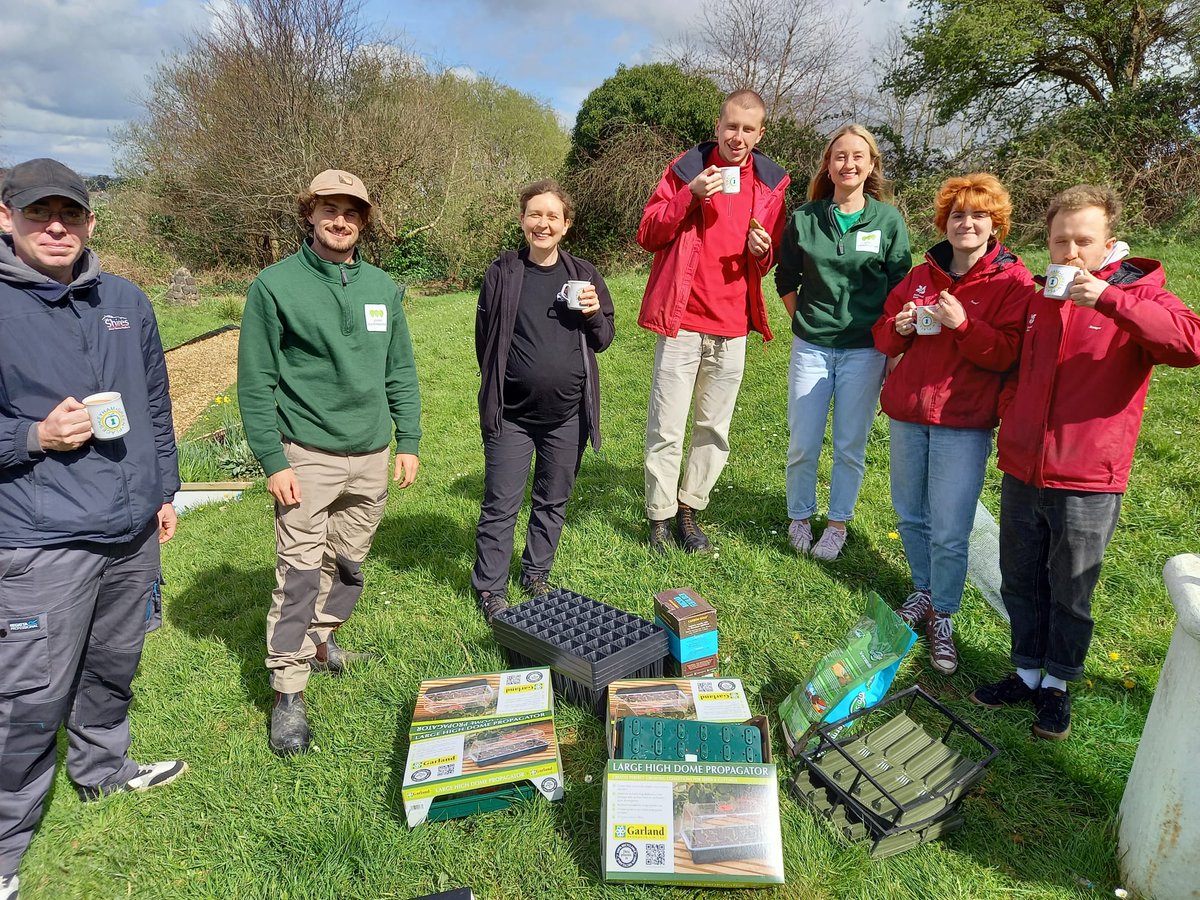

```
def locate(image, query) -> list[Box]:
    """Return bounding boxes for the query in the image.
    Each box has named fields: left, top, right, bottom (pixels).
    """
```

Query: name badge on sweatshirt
left=855, top=230, right=881, bottom=253
left=365, top=304, right=388, bottom=332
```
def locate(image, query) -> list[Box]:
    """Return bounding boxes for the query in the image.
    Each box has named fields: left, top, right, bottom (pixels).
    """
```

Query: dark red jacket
left=874, top=240, right=1033, bottom=429
left=475, top=248, right=615, bottom=449
left=636, top=142, right=789, bottom=342
left=997, top=257, right=1200, bottom=492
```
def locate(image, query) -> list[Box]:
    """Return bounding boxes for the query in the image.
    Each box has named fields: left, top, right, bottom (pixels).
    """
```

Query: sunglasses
left=18, top=204, right=90, bottom=226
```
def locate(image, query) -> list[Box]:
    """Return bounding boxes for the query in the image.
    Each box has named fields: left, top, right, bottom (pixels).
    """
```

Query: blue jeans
left=999, top=474, right=1121, bottom=681
left=889, top=419, right=992, bottom=615
left=786, top=337, right=886, bottom=522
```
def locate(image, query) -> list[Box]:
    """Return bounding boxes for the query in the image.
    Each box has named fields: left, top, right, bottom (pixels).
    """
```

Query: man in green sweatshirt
left=238, top=169, right=421, bottom=755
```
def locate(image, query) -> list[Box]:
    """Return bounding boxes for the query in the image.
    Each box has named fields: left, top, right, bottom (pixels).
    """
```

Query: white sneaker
left=810, top=526, right=848, bottom=561
left=78, top=760, right=189, bottom=801
left=1, top=873, right=18, bottom=900
left=788, top=519, right=813, bottom=554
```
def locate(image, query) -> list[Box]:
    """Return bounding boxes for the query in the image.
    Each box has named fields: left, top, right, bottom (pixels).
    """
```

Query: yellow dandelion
left=887, top=531, right=900, bottom=540
left=1108, top=651, right=1120, bottom=661
left=792, top=632, right=801, bottom=642
left=1123, top=679, right=1135, bottom=690
left=1086, top=680, right=1094, bottom=688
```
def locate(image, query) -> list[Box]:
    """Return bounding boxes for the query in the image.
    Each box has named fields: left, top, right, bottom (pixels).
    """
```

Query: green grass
left=18, top=245, right=1200, bottom=899
left=152, top=292, right=245, bottom=351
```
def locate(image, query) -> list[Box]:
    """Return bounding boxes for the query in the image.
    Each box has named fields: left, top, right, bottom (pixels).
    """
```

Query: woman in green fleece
left=775, top=124, right=911, bottom=561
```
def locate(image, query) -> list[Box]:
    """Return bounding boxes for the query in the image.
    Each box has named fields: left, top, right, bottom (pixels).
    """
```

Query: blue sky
left=0, top=0, right=912, bottom=175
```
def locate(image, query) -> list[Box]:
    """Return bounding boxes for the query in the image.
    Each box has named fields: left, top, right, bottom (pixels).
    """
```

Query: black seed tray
left=504, top=648, right=664, bottom=716
left=491, top=589, right=669, bottom=691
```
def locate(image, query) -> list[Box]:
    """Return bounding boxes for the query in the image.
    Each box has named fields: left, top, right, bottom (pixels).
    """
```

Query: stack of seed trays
left=618, top=716, right=763, bottom=763
left=792, top=685, right=999, bottom=858
left=492, top=589, right=669, bottom=714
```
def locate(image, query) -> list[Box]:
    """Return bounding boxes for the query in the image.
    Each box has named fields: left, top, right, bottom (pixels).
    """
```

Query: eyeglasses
left=18, top=204, right=90, bottom=226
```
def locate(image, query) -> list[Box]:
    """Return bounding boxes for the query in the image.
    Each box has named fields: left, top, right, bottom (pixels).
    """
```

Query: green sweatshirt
left=774, top=196, right=912, bottom=348
left=237, top=240, right=421, bottom=476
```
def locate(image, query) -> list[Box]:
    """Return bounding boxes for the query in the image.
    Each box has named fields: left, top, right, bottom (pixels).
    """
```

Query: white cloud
left=0, top=0, right=212, bottom=173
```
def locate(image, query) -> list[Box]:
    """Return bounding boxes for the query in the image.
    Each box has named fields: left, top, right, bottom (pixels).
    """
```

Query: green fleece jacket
left=775, top=196, right=911, bottom=348
left=238, top=240, right=421, bottom=476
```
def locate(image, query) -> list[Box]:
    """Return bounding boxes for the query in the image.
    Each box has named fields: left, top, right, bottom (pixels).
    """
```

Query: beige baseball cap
left=308, top=169, right=372, bottom=207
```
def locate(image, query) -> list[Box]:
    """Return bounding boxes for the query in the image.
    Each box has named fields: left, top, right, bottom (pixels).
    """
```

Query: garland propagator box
left=602, top=759, right=785, bottom=887
left=605, top=678, right=755, bottom=759
left=402, top=668, right=563, bottom=827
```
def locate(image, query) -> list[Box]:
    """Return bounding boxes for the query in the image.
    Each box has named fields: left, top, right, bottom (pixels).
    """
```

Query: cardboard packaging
left=654, top=587, right=717, bottom=640
left=601, top=759, right=785, bottom=887
left=666, top=654, right=720, bottom=678
left=402, top=668, right=563, bottom=827
left=605, top=678, right=756, bottom=759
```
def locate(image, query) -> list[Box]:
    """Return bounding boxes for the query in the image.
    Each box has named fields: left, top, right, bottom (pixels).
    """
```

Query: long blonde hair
left=807, top=124, right=892, bottom=202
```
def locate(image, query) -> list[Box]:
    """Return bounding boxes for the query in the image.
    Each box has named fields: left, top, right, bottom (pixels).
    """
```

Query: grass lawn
left=18, top=244, right=1199, bottom=899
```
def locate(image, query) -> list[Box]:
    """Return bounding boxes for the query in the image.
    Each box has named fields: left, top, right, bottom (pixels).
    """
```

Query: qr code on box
left=646, top=843, right=666, bottom=866
left=437, top=764, right=455, bottom=776
left=505, top=674, right=522, bottom=686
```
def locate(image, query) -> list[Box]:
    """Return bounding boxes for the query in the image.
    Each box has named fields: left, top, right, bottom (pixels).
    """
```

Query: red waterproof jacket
left=997, top=257, right=1200, bottom=492
left=636, top=142, right=790, bottom=342
left=874, top=240, right=1033, bottom=429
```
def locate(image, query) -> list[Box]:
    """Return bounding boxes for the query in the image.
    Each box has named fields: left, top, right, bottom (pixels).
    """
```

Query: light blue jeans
left=889, top=418, right=993, bottom=615
left=786, top=337, right=886, bottom=522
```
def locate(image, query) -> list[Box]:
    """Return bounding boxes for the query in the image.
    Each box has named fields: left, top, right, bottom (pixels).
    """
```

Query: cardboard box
left=601, top=759, right=785, bottom=887
left=402, top=668, right=563, bottom=827
left=666, top=654, right=720, bottom=678
left=653, top=588, right=717, bottom=639
left=605, top=678, right=755, bottom=759
left=658, top=622, right=719, bottom=662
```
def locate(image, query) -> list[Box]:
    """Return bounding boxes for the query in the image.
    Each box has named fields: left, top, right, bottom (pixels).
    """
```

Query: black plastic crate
left=504, top=648, right=663, bottom=716
left=797, top=685, right=998, bottom=837
left=491, top=589, right=669, bottom=691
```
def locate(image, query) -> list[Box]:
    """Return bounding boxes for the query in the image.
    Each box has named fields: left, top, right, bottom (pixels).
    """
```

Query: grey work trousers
left=0, top=518, right=160, bottom=875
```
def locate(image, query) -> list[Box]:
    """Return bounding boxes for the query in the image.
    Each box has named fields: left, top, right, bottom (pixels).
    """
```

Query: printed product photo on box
left=402, top=668, right=563, bottom=827
left=601, top=759, right=785, bottom=887
left=606, top=678, right=754, bottom=757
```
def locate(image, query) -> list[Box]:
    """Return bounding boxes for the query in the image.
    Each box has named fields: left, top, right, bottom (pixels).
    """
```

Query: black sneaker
left=78, top=759, right=189, bottom=801
left=675, top=504, right=712, bottom=554
left=1033, top=687, right=1072, bottom=741
left=648, top=518, right=675, bottom=555
left=970, top=673, right=1038, bottom=709
left=476, top=589, right=509, bottom=623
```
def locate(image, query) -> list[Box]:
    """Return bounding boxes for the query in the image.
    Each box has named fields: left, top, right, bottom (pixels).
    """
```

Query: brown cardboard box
left=653, top=587, right=717, bottom=638
left=665, top=653, right=720, bottom=678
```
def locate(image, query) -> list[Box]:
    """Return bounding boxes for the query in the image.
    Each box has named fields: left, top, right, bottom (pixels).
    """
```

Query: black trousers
left=472, top=414, right=587, bottom=594
left=999, top=474, right=1122, bottom=681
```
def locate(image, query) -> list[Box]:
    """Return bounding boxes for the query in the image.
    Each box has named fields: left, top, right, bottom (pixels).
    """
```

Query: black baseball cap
left=1, top=158, right=91, bottom=211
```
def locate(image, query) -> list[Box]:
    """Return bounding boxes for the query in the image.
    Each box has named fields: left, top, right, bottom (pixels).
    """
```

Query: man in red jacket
left=971, top=185, right=1200, bottom=741
left=638, top=89, right=790, bottom=554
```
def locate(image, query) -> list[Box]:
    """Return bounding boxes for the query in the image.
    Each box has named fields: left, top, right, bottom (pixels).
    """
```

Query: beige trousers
left=265, top=440, right=389, bottom=692
left=644, top=330, right=747, bottom=520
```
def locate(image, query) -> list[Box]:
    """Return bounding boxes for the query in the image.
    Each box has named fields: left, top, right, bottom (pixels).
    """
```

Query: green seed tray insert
left=618, top=717, right=762, bottom=763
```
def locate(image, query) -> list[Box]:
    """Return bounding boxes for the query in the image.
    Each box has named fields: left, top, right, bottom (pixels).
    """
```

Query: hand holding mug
left=37, top=396, right=93, bottom=451
left=935, top=290, right=965, bottom=329
left=689, top=165, right=724, bottom=200
left=894, top=301, right=918, bottom=335
left=575, top=283, right=601, bottom=316
left=1067, top=268, right=1107, bottom=308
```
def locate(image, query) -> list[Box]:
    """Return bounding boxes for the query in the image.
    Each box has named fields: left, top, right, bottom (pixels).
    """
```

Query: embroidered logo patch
left=103, top=315, right=131, bottom=331
left=8, top=616, right=41, bottom=633
left=913, top=284, right=928, bottom=300
left=1027, top=313, right=1037, bottom=331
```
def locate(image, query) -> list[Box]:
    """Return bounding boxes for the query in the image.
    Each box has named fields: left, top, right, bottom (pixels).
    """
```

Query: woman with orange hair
left=872, top=173, right=1033, bottom=675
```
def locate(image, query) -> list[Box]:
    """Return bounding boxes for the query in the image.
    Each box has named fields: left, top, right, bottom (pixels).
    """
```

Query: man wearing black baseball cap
left=0, top=158, right=187, bottom=900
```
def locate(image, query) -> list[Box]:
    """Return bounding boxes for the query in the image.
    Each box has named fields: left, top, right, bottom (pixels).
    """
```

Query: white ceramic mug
left=559, top=280, right=590, bottom=311
left=1044, top=264, right=1080, bottom=299
left=83, top=391, right=131, bottom=440
left=719, top=166, right=740, bottom=194
left=915, top=306, right=942, bottom=335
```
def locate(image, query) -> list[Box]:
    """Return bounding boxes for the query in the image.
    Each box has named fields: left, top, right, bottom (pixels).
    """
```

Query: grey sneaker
left=788, top=519, right=813, bottom=554
left=1, top=873, right=18, bottom=900
left=897, top=590, right=933, bottom=628
left=78, top=759, right=189, bottom=801
left=810, top=526, right=848, bottom=561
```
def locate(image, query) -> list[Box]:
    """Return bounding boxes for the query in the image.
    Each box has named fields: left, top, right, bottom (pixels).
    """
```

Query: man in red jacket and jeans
left=637, top=89, right=789, bottom=554
left=971, top=185, right=1200, bottom=740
